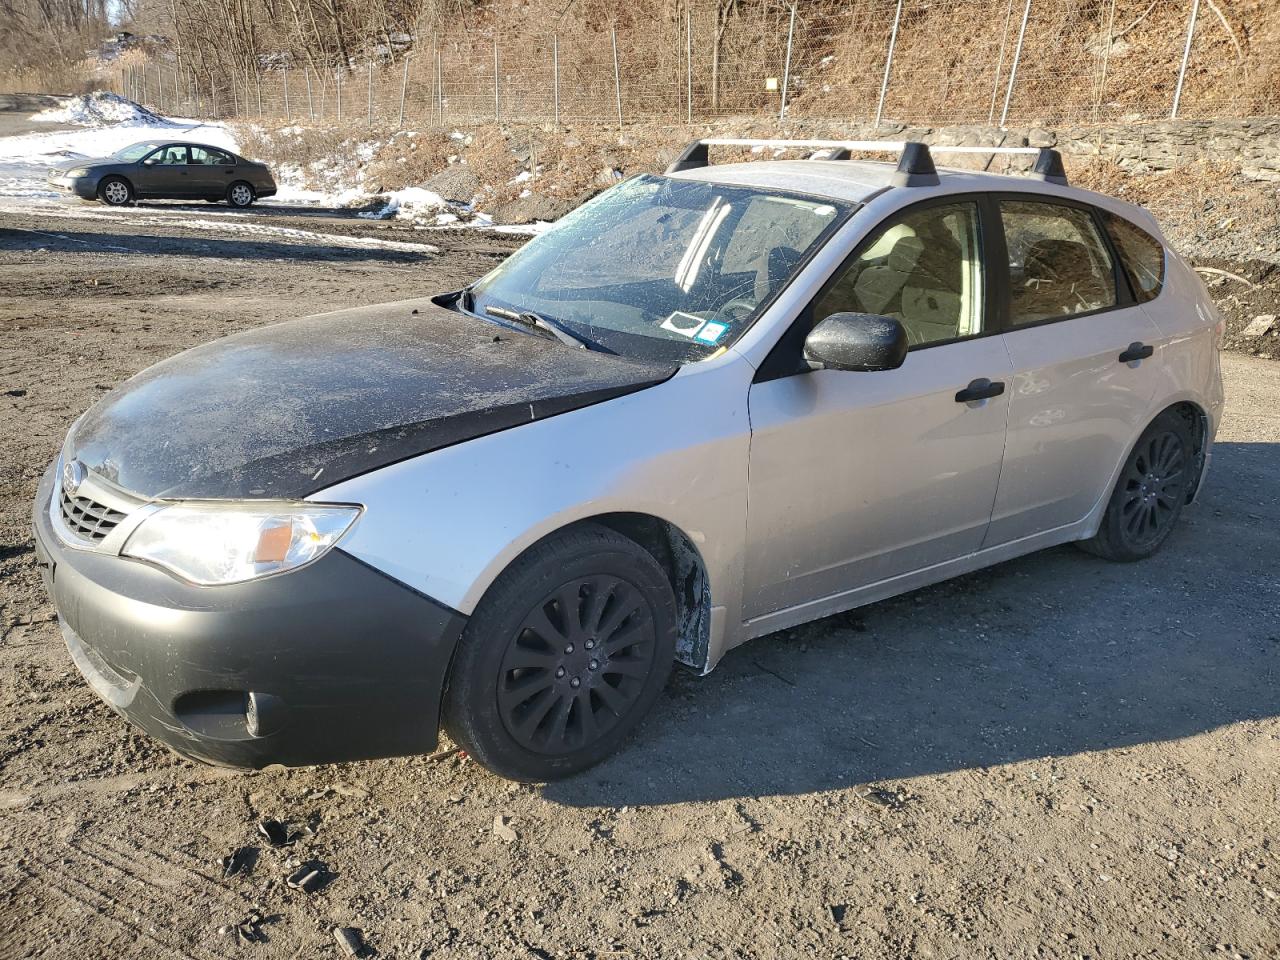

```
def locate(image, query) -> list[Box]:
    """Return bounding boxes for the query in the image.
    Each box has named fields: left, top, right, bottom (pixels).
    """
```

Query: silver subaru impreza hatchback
left=33, top=139, right=1224, bottom=781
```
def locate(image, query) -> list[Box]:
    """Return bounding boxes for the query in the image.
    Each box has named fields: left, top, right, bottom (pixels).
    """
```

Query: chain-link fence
left=113, top=0, right=1280, bottom=128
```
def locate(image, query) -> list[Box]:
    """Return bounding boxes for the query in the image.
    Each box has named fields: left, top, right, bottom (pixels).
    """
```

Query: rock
left=257, top=819, right=294, bottom=847
left=488, top=192, right=580, bottom=225
left=422, top=167, right=480, bottom=204
left=333, top=926, right=364, bottom=956
left=1242, top=314, right=1276, bottom=337
left=493, top=814, right=518, bottom=843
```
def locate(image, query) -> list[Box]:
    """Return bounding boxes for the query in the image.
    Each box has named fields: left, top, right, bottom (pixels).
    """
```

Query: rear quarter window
left=1101, top=210, right=1165, bottom=303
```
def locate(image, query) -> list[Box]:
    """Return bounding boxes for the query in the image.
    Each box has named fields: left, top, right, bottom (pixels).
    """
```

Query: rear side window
left=1000, top=200, right=1116, bottom=326
left=190, top=146, right=235, bottom=165
left=1101, top=210, right=1165, bottom=303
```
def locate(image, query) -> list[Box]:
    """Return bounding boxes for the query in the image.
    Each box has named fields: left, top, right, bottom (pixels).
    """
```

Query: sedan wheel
left=444, top=523, right=677, bottom=781
left=227, top=182, right=254, bottom=207
left=498, top=574, right=658, bottom=756
left=1080, top=409, right=1195, bottom=562
left=99, top=177, right=132, bottom=206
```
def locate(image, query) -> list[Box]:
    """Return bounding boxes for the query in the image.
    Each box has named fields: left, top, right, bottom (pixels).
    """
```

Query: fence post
left=552, top=35, right=560, bottom=129
left=1171, top=0, right=1200, bottom=119
left=399, top=55, right=410, bottom=128
left=875, top=0, right=904, bottom=126
left=988, top=0, right=1016, bottom=123
left=1094, top=0, right=1117, bottom=121
left=611, top=27, right=623, bottom=130
left=779, top=5, right=797, bottom=121
left=337, top=69, right=343, bottom=122
left=284, top=69, right=291, bottom=121
left=305, top=66, right=314, bottom=119
left=1000, top=0, right=1033, bottom=127
left=366, top=61, right=373, bottom=125
left=494, top=40, right=500, bottom=122
left=436, top=46, right=444, bottom=122
left=158, top=68, right=164, bottom=113
left=255, top=69, right=263, bottom=116
left=231, top=76, right=238, bottom=117
left=686, top=11, right=693, bottom=123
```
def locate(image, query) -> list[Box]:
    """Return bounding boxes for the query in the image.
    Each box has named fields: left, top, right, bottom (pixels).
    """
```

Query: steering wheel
left=712, top=298, right=757, bottom=324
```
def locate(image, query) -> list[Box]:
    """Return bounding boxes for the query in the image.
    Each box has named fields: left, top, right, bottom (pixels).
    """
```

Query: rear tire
left=443, top=523, right=677, bottom=782
left=1079, top=409, right=1195, bottom=562
left=98, top=176, right=133, bottom=206
left=226, top=181, right=255, bottom=207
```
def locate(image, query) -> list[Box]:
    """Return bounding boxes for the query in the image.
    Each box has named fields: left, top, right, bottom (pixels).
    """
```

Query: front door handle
left=1118, top=342, right=1154, bottom=363
left=955, top=378, right=1006, bottom=403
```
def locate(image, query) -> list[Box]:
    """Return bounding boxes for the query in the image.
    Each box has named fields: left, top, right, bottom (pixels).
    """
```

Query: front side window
left=467, top=174, right=848, bottom=362
left=814, top=201, right=984, bottom=348
left=1001, top=200, right=1116, bottom=325
left=1101, top=210, right=1165, bottom=303
left=148, top=145, right=189, bottom=165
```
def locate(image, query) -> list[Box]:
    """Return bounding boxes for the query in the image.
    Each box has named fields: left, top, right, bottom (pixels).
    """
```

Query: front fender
left=312, top=355, right=753, bottom=667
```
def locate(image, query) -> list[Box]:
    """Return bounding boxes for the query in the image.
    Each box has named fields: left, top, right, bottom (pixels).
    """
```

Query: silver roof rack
left=665, top=138, right=1067, bottom=187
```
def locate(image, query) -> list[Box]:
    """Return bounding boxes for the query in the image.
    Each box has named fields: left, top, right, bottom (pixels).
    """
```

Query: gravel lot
left=1, top=205, right=1278, bottom=960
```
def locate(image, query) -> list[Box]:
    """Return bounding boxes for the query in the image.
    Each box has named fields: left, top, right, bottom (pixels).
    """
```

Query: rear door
left=984, top=195, right=1164, bottom=545
left=743, top=197, right=1012, bottom=624
left=187, top=146, right=239, bottom=199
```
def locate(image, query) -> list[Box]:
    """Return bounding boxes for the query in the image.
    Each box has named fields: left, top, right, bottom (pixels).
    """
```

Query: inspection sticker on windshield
left=660, top=311, right=707, bottom=338
left=694, top=322, right=729, bottom=344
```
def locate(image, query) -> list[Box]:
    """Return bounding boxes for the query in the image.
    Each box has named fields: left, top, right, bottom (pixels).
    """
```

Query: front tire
left=98, top=176, right=133, bottom=206
left=226, top=181, right=255, bottom=207
left=443, top=524, right=677, bottom=782
left=1079, top=409, right=1195, bottom=562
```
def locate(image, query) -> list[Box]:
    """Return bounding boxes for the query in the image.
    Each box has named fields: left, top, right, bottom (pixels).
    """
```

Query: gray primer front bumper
left=32, top=466, right=467, bottom=769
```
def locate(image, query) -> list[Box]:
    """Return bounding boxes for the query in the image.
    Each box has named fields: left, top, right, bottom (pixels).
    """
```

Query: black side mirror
left=803, top=312, right=909, bottom=372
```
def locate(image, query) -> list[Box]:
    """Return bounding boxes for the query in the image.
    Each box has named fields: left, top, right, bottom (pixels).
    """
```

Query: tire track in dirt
left=17, top=856, right=217, bottom=960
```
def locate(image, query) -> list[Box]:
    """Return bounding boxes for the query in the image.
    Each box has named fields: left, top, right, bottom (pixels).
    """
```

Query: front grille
left=60, top=487, right=127, bottom=542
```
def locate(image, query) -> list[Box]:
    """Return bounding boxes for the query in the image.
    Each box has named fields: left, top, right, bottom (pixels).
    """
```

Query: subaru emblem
left=62, top=459, right=86, bottom=497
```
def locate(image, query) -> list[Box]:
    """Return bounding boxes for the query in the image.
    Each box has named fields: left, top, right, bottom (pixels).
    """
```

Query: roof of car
left=665, top=158, right=1162, bottom=236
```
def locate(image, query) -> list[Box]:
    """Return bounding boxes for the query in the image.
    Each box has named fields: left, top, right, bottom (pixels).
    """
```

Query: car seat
left=852, top=235, right=923, bottom=316
left=898, top=226, right=964, bottom=344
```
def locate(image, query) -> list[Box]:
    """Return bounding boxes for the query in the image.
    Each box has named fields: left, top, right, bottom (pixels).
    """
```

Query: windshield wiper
left=483, top=305, right=593, bottom=351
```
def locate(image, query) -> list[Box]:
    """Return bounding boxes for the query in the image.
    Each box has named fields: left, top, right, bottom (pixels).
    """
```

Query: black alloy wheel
left=498, top=574, right=657, bottom=755
left=443, top=523, right=677, bottom=781
left=1117, top=428, right=1187, bottom=550
left=1080, top=409, right=1195, bottom=562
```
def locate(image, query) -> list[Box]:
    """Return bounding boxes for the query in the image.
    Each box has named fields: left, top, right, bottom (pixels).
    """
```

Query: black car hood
left=67, top=299, right=676, bottom=499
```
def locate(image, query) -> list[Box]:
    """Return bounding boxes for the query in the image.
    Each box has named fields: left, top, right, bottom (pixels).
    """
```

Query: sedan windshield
left=467, top=174, right=849, bottom=361
left=114, top=142, right=162, bottom=161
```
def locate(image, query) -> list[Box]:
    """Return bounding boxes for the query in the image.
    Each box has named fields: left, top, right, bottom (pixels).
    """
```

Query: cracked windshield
left=467, top=174, right=847, bottom=360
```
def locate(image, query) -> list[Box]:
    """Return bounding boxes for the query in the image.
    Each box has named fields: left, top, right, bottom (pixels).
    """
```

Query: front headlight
left=66, top=167, right=90, bottom=178
left=123, top=502, right=361, bottom=585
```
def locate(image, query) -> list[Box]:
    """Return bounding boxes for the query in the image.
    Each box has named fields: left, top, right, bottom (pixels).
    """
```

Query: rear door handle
left=1118, top=342, right=1154, bottom=363
left=955, top=378, right=1006, bottom=403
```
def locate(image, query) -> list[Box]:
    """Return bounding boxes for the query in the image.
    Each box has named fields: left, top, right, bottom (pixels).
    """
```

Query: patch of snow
left=357, top=186, right=449, bottom=221
left=34, top=92, right=168, bottom=127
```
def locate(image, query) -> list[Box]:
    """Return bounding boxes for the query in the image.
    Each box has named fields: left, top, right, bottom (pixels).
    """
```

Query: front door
left=984, top=196, right=1164, bottom=545
left=743, top=197, right=1011, bottom=623
left=134, top=144, right=193, bottom=198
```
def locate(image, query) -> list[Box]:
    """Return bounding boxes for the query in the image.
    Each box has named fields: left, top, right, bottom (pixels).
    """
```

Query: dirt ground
left=1, top=205, right=1278, bottom=960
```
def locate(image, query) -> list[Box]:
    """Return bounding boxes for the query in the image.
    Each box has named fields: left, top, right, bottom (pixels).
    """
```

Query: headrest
left=887, top=235, right=925, bottom=273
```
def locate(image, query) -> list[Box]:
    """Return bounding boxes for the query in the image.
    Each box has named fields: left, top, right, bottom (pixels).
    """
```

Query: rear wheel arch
left=1151, top=400, right=1209, bottom=503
